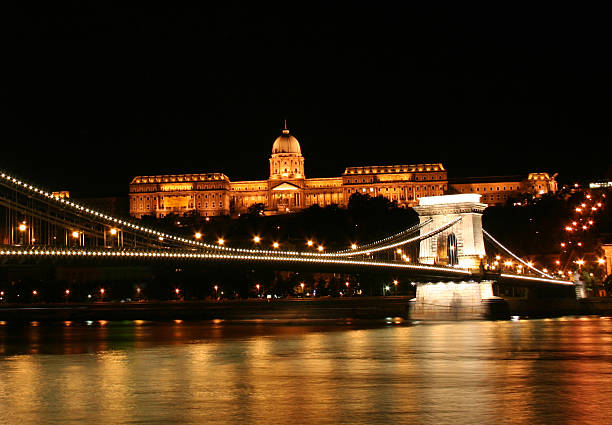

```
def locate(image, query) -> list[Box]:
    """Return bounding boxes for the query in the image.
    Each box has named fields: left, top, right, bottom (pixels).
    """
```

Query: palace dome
left=272, top=127, right=301, bottom=155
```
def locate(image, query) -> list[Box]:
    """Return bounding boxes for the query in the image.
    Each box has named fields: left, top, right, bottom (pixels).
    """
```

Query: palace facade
left=449, top=173, right=558, bottom=206
left=129, top=125, right=448, bottom=218
left=128, top=125, right=558, bottom=218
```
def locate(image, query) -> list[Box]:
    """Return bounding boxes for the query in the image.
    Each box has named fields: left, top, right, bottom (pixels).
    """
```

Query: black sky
left=2, top=2, right=610, bottom=197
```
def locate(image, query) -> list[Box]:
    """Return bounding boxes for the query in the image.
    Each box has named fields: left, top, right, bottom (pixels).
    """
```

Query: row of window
left=345, top=175, right=446, bottom=184
left=134, top=193, right=226, bottom=201
left=458, top=185, right=517, bottom=193
left=136, top=201, right=225, bottom=210
left=346, top=185, right=445, bottom=194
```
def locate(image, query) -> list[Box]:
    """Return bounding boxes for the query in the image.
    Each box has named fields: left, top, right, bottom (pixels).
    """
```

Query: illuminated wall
left=128, top=128, right=449, bottom=218
left=449, top=173, right=558, bottom=206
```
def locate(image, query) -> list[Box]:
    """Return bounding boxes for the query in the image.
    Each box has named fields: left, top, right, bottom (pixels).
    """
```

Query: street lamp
left=18, top=222, right=27, bottom=245
left=253, top=235, right=261, bottom=244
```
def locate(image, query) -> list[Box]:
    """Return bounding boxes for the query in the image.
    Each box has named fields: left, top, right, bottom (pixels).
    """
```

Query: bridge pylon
left=413, top=194, right=488, bottom=270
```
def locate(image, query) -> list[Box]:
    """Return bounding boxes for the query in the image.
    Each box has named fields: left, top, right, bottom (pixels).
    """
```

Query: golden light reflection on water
left=0, top=318, right=611, bottom=424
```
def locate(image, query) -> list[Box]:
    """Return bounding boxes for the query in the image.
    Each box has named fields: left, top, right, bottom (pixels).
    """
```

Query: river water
left=1, top=317, right=611, bottom=425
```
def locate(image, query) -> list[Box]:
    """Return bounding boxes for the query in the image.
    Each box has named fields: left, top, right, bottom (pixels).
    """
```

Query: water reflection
left=0, top=318, right=611, bottom=424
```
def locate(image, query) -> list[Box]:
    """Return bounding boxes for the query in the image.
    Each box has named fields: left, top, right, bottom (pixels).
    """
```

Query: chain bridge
left=0, top=169, right=576, bottom=319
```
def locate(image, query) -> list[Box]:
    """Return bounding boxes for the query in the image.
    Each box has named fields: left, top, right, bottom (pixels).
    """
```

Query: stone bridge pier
left=410, top=194, right=509, bottom=320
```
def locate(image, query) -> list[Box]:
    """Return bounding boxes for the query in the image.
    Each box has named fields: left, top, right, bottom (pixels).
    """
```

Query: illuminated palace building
left=129, top=125, right=447, bottom=218
left=129, top=125, right=557, bottom=218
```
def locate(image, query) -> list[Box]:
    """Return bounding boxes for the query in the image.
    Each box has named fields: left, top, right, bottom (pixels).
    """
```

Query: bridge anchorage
left=0, top=170, right=575, bottom=320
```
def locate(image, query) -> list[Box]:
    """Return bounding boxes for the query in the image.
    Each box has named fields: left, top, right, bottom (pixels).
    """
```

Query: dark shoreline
left=1, top=296, right=611, bottom=323
left=0, top=296, right=413, bottom=322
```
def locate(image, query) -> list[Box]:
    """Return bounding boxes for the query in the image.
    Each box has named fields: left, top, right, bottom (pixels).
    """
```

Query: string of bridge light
left=0, top=247, right=576, bottom=285
left=320, top=216, right=464, bottom=258
left=331, top=219, right=433, bottom=254
left=0, top=247, right=475, bottom=275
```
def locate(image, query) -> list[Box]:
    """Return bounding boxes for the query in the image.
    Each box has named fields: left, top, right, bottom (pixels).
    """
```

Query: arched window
left=447, top=233, right=458, bottom=266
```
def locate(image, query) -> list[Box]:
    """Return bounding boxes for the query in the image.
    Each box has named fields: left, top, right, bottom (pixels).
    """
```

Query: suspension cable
left=483, top=229, right=554, bottom=278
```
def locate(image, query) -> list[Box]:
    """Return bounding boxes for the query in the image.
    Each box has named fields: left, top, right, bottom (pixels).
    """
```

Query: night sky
left=2, top=2, right=609, bottom=197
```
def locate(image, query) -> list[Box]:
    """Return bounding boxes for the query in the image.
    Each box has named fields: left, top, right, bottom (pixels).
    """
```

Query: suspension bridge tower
left=410, top=194, right=509, bottom=320
left=413, top=194, right=488, bottom=270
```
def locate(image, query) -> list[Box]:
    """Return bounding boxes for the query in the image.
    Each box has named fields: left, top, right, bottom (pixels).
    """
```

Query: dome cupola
left=269, top=121, right=305, bottom=180
left=272, top=121, right=301, bottom=155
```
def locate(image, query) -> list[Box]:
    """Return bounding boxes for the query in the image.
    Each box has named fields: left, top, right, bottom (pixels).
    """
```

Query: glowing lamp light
left=598, top=258, right=605, bottom=265
left=306, top=240, right=314, bottom=247
left=72, top=231, right=79, bottom=238
left=19, top=223, right=27, bottom=232
left=253, top=236, right=261, bottom=243
left=217, top=238, right=225, bottom=245
left=273, top=242, right=279, bottom=249
left=194, top=232, right=202, bottom=239
left=317, top=245, right=324, bottom=252
left=351, top=243, right=358, bottom=250
left=100, top=288, right=105, bottom=294
left=109, top=228, right=118, bottom=235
